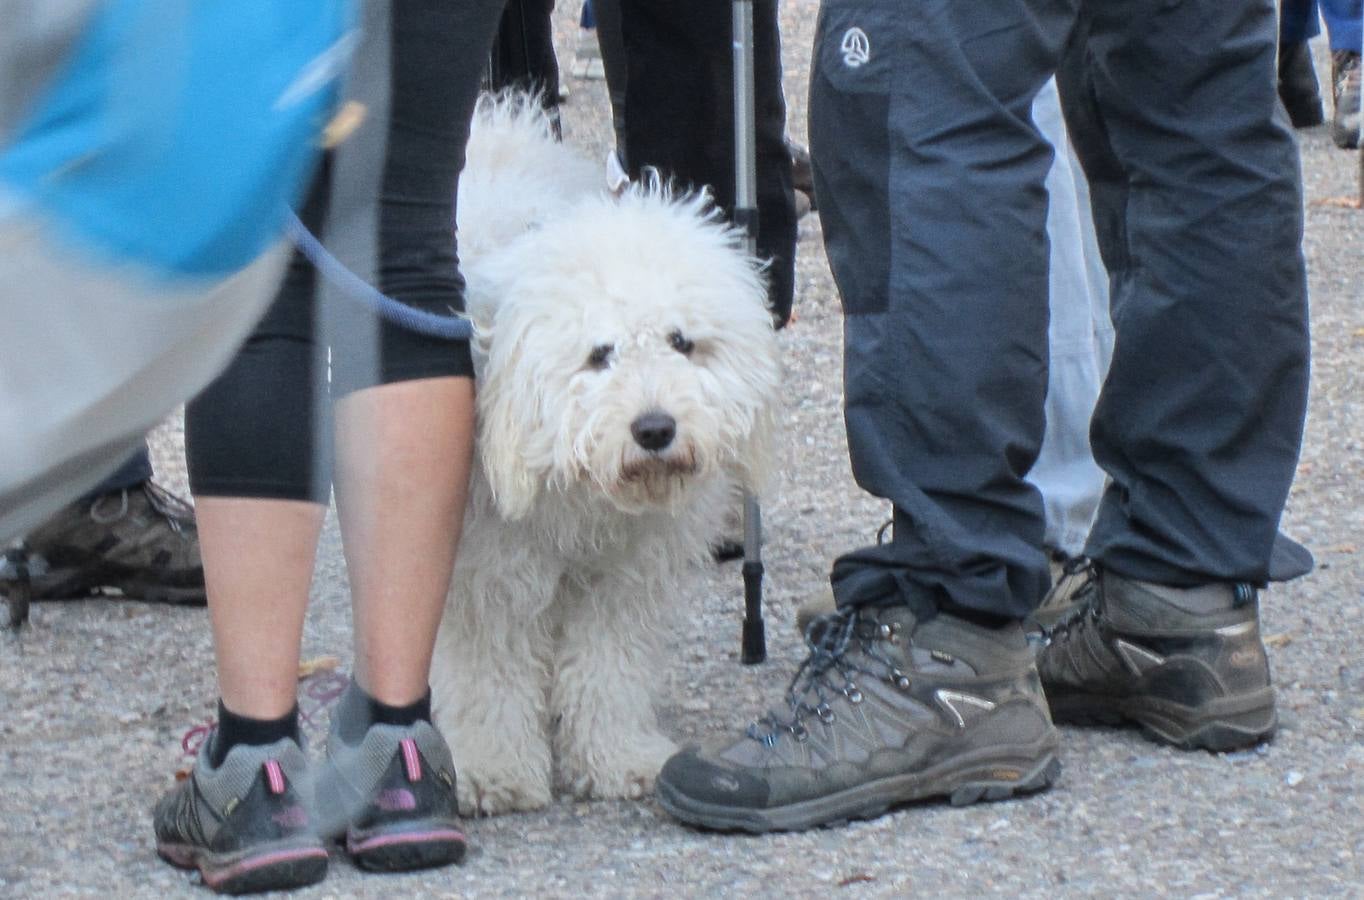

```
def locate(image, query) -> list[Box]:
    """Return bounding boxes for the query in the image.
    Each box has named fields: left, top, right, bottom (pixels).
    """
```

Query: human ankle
left=335, top=680, right=432, bottom=744
left=211, top=699, right=300, bottom=767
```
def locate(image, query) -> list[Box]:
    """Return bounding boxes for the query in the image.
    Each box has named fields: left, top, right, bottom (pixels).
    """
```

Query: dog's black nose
left=631, top=412, right=676, bottom=451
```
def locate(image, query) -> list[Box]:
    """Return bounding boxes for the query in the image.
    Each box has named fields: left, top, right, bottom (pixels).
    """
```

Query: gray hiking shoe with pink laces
left=153, top=736, right=327, bottom=895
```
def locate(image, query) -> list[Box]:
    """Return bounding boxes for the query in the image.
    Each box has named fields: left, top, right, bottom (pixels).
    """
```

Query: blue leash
left=283, top=211, right=474, bottom=341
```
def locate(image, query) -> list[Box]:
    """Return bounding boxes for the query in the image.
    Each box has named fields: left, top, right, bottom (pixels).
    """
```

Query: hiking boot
left=1278, top=41, right=1325, bottom=128
left=1030, top=553, right=1096, bottom=631
left=153, top=736, right=328, bottom=895
left=1331, top=50, right=1361, bottom=149
left=314, top=709, right=467, bottom=872
left=1036, top=569, right=1276, bottom=752
left=23, top=481, right=204, bottom=604
left=655, top=605, right=1060, bottom=833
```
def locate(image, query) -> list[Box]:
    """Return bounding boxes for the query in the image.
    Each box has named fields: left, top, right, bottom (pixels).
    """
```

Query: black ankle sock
left=210, top=700, right=300, bottom=767
left=336, top=681, right=431, bottom=745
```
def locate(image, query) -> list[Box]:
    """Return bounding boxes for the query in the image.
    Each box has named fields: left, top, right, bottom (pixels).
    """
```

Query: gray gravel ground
left=3, top=5, right=1363, bottom=897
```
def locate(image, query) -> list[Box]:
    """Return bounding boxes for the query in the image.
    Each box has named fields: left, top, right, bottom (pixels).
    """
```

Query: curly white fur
left=429, top=96, right=782, bottom=815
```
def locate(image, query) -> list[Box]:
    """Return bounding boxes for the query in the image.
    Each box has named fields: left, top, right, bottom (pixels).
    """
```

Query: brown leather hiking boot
left=656, top=605, right=1060, bottom=832
left=1037, top=569, right=1276, bottom=752
left=22, top=480, right=204, bottom=604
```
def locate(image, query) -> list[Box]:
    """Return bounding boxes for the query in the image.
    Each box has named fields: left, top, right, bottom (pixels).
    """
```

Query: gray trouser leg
left=817, top=0, right=1310, bottom=621
left=1060, top=1, right=1311, bottom=586
left=812, top=0, right=1077, bottom=620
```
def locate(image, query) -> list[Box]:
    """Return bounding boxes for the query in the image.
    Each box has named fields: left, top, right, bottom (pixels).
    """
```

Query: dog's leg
left=552, top=572, right=678, bottom=801
left=430, top=553, right=557, bottom=816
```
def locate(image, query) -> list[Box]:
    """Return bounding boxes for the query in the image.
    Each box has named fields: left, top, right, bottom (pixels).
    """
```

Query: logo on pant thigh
left=841, top=27, right=870, bottom=68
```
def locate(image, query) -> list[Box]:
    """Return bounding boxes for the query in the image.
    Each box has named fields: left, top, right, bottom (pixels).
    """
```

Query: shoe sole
left=1048, top=686, right=1276, bottom=752
left=655, top=743, right=1060, bottom=834
left=157, top=838, right=328, bottom=895
left=346, top=821, right=468, bottom=872
left=32, top=568, right=206, bottom=605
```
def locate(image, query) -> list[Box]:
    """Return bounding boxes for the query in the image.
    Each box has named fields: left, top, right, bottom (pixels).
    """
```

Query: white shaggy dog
left=429, top=97, right=782, bottom=816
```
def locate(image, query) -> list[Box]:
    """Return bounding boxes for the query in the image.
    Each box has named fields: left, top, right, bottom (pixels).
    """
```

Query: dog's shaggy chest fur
left=428, top=98, right=781, bottom=815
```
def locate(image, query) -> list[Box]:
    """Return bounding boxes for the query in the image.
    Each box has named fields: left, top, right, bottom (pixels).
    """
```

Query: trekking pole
left=733, top=0, right=766, bottom=665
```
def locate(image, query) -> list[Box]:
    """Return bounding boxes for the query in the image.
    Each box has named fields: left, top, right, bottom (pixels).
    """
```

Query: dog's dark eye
left=586, top=344, right=614, bottom=369
left=668, top=330, right=695, bottom=356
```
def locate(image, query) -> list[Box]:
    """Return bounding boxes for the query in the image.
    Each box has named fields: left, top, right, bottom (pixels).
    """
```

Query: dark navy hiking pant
left=811, top=0, right=1312, bottom=621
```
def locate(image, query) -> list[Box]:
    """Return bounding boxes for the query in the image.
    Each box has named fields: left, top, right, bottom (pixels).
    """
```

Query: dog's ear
left=476, top=306, right=544, bottom=520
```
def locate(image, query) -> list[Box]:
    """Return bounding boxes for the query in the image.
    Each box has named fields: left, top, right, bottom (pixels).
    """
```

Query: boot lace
left=746, top=608, right=908, bottom=746
left=1041, top=559, right=1101, bottom=646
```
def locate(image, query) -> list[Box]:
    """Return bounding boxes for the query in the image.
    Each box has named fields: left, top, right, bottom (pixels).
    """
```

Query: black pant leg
left=618, top=0, right=796, bottom=326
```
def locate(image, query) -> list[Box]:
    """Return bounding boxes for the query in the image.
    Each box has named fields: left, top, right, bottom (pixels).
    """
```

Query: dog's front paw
left=562, top=732, right=678, bottom=802
left=456, top=759, right=553, bottom=817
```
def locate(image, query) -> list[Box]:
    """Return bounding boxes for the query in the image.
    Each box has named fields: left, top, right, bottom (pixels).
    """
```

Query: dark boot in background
left=1278, top=41, right=1325, bottom=128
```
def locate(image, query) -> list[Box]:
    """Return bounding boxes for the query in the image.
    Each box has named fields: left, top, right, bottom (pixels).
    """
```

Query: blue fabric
left=1284, top=0, right=1364, bottom=49
left=0, top=0, right=353, bottom=278
left=86, top=446, right=152, bottom=497
left=1281, top=0, right=1322, bottom=44
left=1321, top=0, right=1363, bottom=50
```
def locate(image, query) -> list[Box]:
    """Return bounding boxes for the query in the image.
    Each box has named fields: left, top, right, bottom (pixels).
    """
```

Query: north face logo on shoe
left=376, top=788, right=417, bottom=812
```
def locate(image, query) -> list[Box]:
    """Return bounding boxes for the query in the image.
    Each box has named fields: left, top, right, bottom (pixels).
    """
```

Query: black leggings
left=613, top=0, right=796, bottom=326
left=185, top=0, right=506, bottom=503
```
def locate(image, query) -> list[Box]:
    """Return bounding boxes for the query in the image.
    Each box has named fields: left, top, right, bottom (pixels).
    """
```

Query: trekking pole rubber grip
left=741, top=560, right=766, bottom=664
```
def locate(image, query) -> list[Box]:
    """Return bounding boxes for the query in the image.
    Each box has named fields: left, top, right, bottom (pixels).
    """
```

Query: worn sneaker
left=153, top=736, right=328, bottom=894
left=1036, top=570, right=1276, bottom=751
left=1331, top=50, right=1361, bottom=149
left=314, top=714, right=467, bottom=872
left=23, top=481, right=204, bottom=604
left=656, top=605, right=1060, bottom=833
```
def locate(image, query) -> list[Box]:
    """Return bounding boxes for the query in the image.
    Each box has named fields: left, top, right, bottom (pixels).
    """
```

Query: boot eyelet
left=816, top=704, right=835, bottom=724
left=891, top=669, right=911, bottom=691
left=845, top=686, right=863, bottom=704
left=791, top=724, right=809, bottom=742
